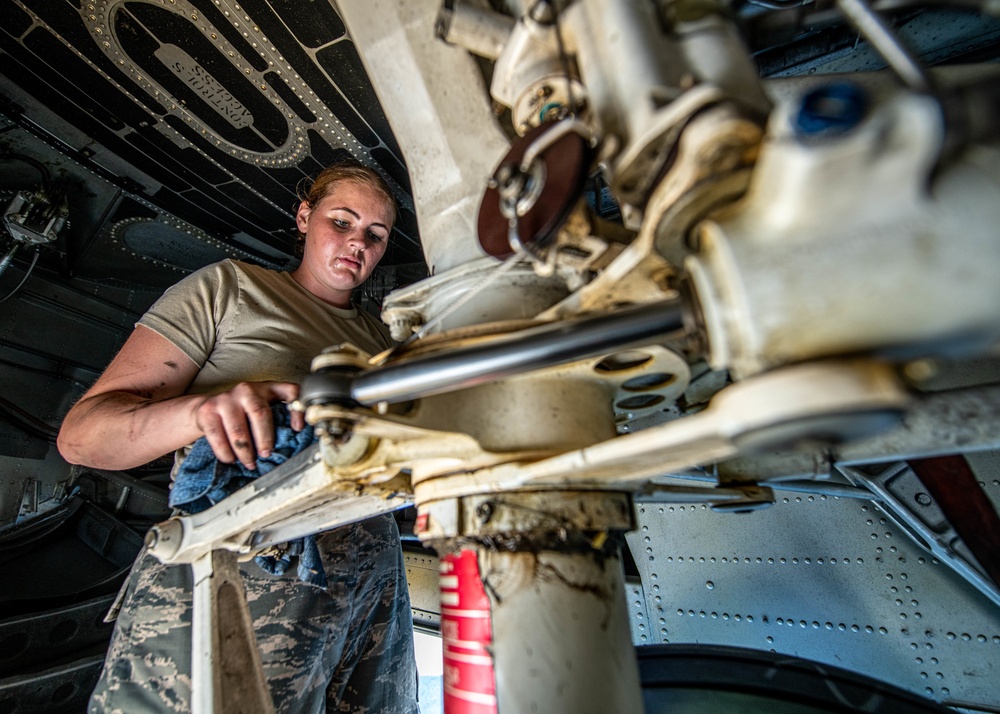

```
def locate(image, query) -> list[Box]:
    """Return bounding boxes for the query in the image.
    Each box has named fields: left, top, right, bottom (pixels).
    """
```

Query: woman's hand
left=193, top=381, right=304, bottom=469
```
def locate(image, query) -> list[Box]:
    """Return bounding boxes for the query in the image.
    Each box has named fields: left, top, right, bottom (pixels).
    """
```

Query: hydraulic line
left=351, top=300, right=687, bottom=405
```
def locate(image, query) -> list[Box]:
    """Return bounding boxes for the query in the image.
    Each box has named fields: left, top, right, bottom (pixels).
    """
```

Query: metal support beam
left=146, top=445, right=409, bottom=566
left=424, top=491, right=643, bottom=713
left=335, top=0, right=509, bottom=274
left=191, top=551, right=274, bottom=714
left=439, top=546, right=643, bottom=714
left=718, top=383, right=1000, bottom=482
left=350, top=300, right=686, bottom=405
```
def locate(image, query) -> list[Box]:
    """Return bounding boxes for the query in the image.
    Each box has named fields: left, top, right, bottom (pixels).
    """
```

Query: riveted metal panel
left=404, top=548, right=441, bottom=631
left=626, top=579, right=652, bottom=646
left=627, top=463, right=1000, bottom=710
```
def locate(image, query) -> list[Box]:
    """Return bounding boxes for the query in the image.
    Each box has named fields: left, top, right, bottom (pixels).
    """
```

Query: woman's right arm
left=57, top=325, right=302, bottom=471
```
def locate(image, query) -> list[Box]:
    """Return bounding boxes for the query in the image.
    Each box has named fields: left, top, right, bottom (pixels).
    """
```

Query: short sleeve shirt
left=138, top=259, right=392, bottom=396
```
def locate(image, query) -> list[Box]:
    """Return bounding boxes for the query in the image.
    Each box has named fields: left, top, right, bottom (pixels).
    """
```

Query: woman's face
left=294, top=180, right=392, bottom=305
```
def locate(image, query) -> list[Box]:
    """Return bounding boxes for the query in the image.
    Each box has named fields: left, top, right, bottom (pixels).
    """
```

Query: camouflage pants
left=90, top=514, right=418, bottom=713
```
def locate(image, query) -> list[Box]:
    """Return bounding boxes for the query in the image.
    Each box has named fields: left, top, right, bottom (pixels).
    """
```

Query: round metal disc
left=477, top=121, right=590, bottom=259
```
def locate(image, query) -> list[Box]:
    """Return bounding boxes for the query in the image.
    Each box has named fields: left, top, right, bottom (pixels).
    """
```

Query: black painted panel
left=18, top=0, right=169, bottom=116
left=124, top=130, right=199, bottom=193
left=122, top=4, right=286, bottom=151
left=110, top=197, right=159, bottom=223
left=265, top=70, right=317, bottom=124
left=236, top=0, right=380, bottom=148
left=21, top=30, right=127, bottom=132
left=371, top=145, right=411, bottom=194
left=397, top=206, right=419, bottom=243
left=162, top=113, right=301, bottom=225
left=307, top=129, right=353, bottom=167
left=266, top=0, right=345, bottom=48
left=0, top=1, right=32, bottom=39
left=187, top=0, right=270, bottom=73
left=316, top=40, right=400, bottom=155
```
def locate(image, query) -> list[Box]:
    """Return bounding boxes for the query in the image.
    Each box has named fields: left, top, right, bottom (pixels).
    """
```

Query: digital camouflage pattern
left=90, top=514, right=418, bottom=713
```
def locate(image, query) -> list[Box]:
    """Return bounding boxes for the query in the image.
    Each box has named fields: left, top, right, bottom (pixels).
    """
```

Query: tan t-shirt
left=139, top=259, right=392, bottom=396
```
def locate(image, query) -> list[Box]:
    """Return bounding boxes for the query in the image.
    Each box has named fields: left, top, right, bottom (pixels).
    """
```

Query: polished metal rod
left=352, top=300, right=687, bottom=405
left=836, top=0, right=933, bottom=93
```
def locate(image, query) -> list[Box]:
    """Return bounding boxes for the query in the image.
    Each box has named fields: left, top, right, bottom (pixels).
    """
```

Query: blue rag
left=169, top=404, right=327, bottom=587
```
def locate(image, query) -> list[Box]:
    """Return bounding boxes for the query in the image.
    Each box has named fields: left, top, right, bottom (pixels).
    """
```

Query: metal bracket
left=3, top=190, right=68, bottom=245
left=837, top=462, right=1000, bottom=608
left=146, top=444, right=410, bottom=567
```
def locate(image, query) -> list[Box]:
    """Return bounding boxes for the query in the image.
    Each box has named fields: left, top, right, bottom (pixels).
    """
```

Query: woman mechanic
left=57, top=161, right=419, bottom=713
